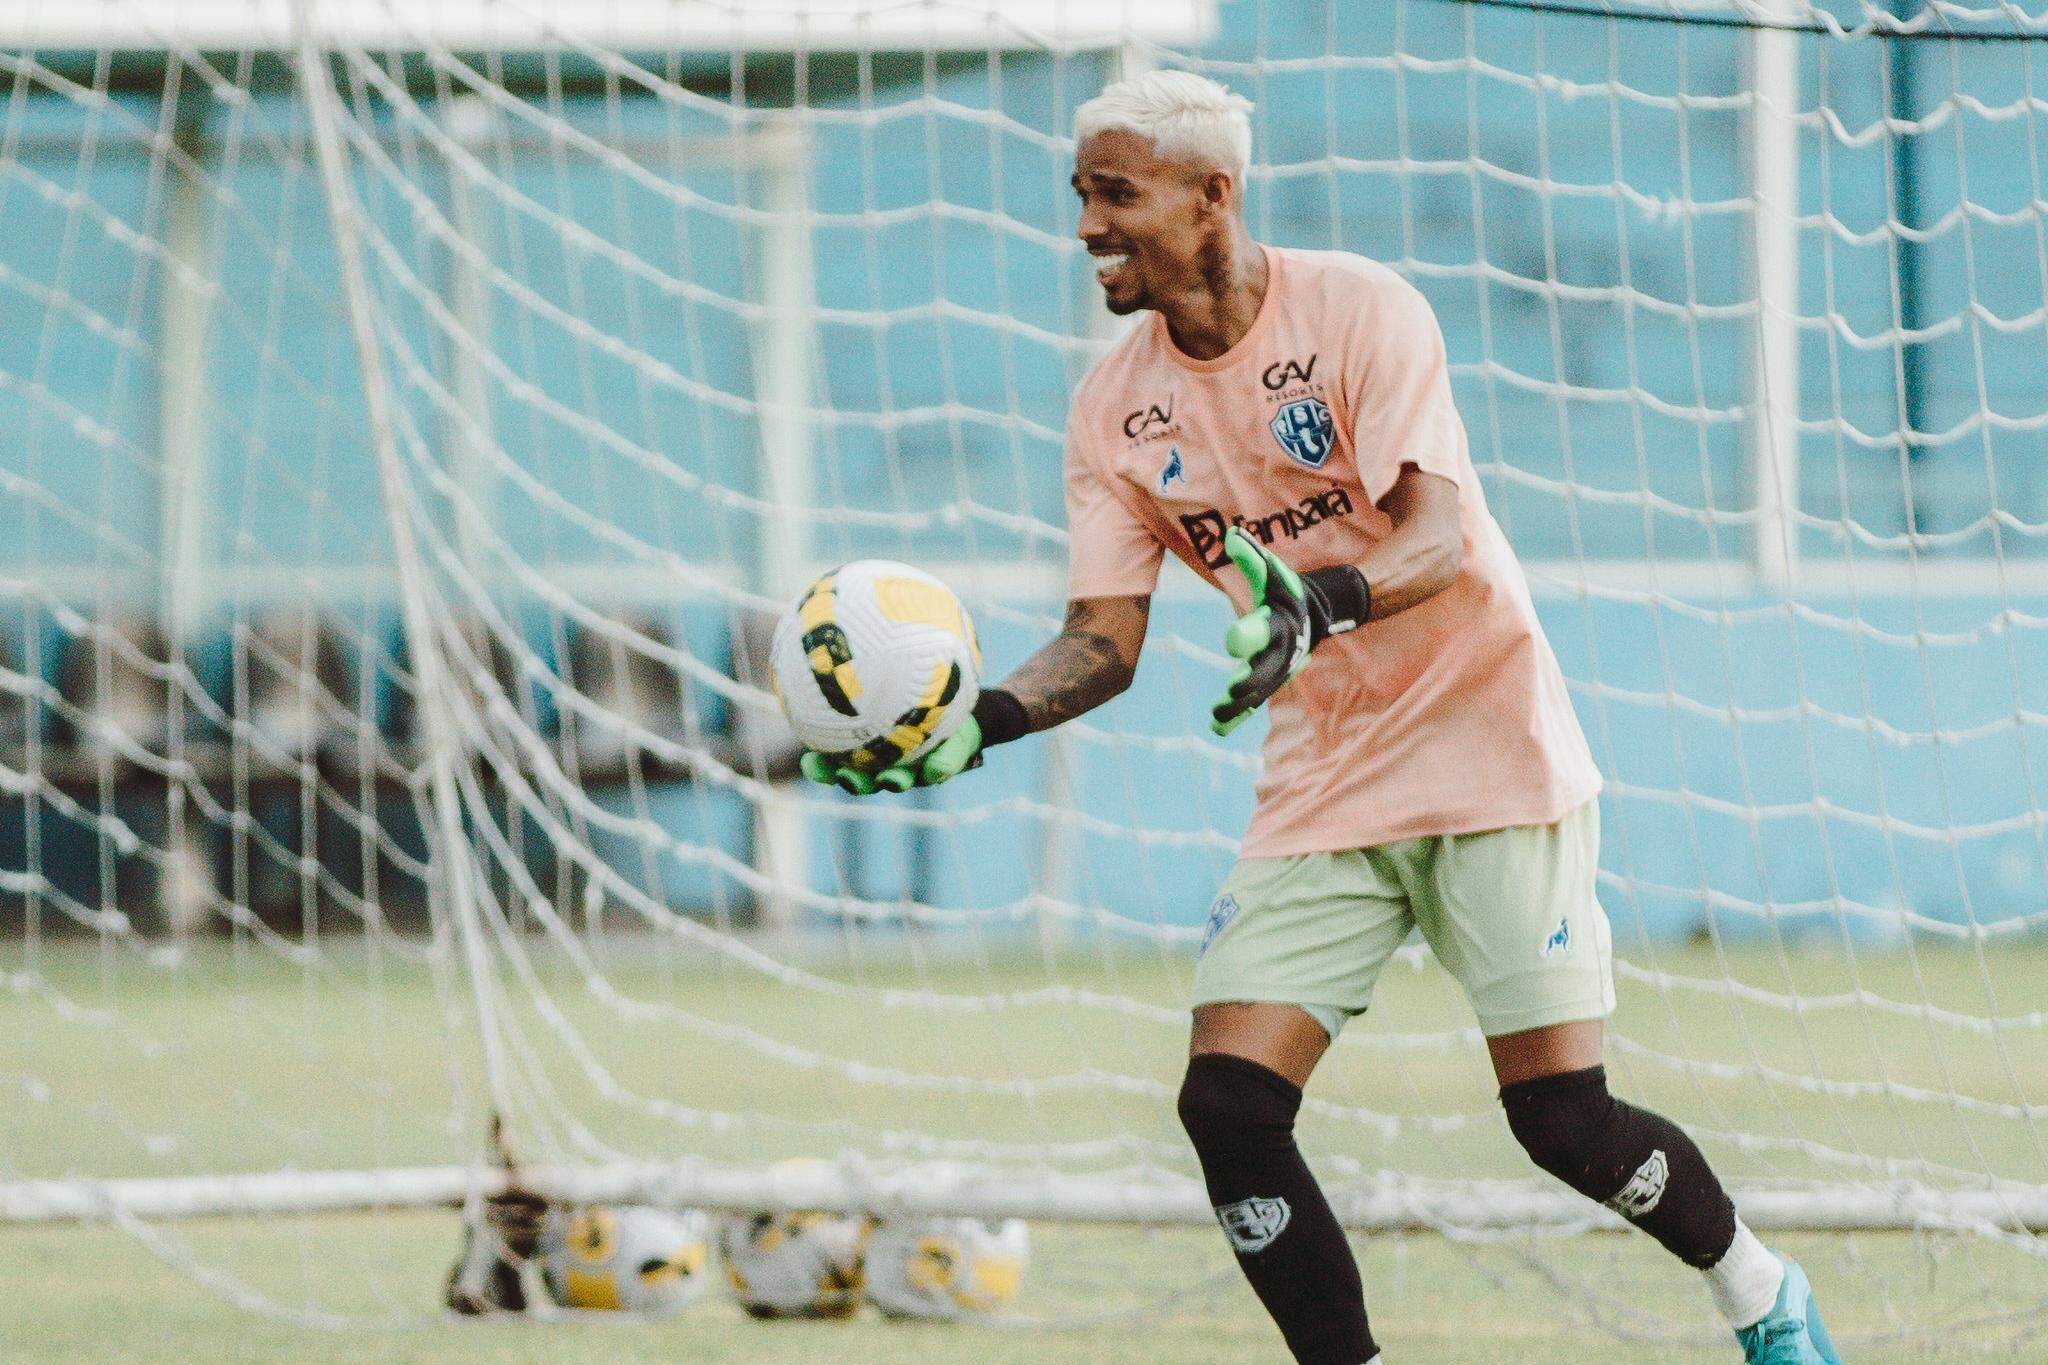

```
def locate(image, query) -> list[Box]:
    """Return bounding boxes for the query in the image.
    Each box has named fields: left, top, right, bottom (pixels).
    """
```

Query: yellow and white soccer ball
left=719, top=1208, right=871, bottom=1320
left=536, top=1205, right=713, bottom=1316
left=768, top=560, right=981, bottom=773
left=863, top=1216, right=1028, bottom=1321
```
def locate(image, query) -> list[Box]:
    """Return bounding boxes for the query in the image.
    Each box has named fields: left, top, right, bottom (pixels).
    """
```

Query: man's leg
left=1490, top=1020, right=1748, bottom=1272
left=1419, top=804, right=1837, bottom=1360
left=1491, top=1021, right=1838, bottom=1361
left=1181, top=1002, right=1379, bottom=1365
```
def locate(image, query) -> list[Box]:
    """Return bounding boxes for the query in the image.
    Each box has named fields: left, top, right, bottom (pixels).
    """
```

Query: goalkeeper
left=805, top=71, right=1838, bottom=1365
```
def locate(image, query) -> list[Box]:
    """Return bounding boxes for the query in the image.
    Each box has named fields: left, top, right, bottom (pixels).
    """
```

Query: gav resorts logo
left=1261, top=354, right=1317, bottom=390
left=1269, top=396, right=1335, bottom=469
left=1122, top=396, right=1176, bottom=440
left=1157, top=445, right=1186, bottom=492
left=1215, top=1196, right=1291, bottom=1254
left=1200, top=891, right=1239, bottom=955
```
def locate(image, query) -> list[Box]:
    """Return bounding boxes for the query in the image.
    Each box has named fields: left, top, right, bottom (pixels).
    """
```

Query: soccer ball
left=864, top=1216, right=1029, bottom=1320
left=536, top=1205, right=713, bottom=1316
left=768, top=560, right=981, bottom=773
left=720, top=1208, right=871, bottom=1320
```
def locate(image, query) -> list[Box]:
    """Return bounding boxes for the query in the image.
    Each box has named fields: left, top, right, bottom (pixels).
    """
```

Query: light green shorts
left=1193, top=799, right=1614, bottom=1041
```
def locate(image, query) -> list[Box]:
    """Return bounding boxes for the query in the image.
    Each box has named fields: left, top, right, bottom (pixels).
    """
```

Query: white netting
left=2, top=0, right=2046, bottom=1351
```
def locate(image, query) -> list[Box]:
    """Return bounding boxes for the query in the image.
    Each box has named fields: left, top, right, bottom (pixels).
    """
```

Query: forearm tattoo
left=1000, top=596, right=1148, bottom=734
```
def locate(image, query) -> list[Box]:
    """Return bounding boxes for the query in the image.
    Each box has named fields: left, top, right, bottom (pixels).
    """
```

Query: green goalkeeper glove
left=800, top=717, right=986, bottom=795
left=1210, top=527, right=1371, bottom=736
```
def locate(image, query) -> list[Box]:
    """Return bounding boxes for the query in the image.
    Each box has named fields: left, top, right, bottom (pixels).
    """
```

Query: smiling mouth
left=1093, top=251, right=1131, bottom=285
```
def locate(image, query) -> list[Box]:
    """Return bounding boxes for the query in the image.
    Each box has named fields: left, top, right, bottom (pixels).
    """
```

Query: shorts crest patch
left=1200, top=893, right=1240, bottom=956
left=1541, top=915, right=1571, bottom=958
left=1269, top=397, right=1335, bottom=469
left=1214, top=1195, right=1291, bottom=1254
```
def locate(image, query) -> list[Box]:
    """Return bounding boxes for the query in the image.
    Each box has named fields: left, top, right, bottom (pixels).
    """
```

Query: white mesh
left=1, top=0, right=2046, bottom=1350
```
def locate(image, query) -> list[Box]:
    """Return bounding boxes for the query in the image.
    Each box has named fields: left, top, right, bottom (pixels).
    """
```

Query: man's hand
left=800, top=718, right=984, bottom=795
left=1210, top=528, right=1370, bottom=736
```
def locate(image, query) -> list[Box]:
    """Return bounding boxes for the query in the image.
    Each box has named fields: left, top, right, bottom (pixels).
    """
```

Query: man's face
left=1072, top=128, right=1225, bottom=316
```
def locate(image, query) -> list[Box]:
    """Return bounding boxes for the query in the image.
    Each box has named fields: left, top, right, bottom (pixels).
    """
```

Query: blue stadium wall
left=3, top=3, right=2045, bottom=942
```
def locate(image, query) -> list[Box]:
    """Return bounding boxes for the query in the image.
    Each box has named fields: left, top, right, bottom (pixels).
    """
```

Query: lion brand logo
left=1261, top=354, right=1317, bottom=390
left=1200, top=892, right=1238, bottom=955
left=1157, top=445, right=1186, bottom=492
left=1122, top=396, right=1175, bottom=439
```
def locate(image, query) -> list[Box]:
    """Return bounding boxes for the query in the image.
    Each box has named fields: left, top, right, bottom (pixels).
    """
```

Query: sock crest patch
left=1604, top=1148, right=1670, bottom=1218
left=1214, top=1195, right=1291, bottom=1253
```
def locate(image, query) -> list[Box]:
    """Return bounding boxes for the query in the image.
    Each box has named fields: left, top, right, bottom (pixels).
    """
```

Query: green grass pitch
left=3, top=933, right=2045, bottom=1361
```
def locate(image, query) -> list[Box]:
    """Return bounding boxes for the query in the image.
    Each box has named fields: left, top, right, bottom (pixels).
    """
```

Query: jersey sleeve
left=1063, top=426, right=1164, bottom=600
left=1346, top=273, right=1467, bottom=508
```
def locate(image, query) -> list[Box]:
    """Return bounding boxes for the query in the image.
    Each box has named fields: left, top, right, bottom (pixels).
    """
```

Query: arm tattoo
left=999, top=595, right=1149, bottom=734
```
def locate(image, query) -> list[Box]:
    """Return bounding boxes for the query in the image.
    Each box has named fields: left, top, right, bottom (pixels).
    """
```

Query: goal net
left=3, top=0, right=2046, bottom=1349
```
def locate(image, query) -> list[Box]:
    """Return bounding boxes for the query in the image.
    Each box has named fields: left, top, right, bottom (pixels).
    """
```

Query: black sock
left=1178, top=1053, right=1378, bottom=1364
left=1500, top=1064, right=1737, bottom=1269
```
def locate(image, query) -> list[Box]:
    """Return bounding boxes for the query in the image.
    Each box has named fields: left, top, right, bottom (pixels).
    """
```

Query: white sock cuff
left=1705, top=1220, right=1784, bottom=1329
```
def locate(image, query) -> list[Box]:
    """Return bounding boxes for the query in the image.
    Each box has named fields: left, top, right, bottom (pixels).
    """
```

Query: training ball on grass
left=864, top=1216, right=1028, bottom=1320
left=720, top=1208, right=871, bottom=1320
left=537, top=1205, right=712, bottom=1315
left=769, top=560, right=981, bottom=774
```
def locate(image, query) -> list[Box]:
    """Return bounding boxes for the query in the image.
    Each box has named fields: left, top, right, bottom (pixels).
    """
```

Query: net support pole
left=748, top=114, right=815, bottom=933
left=1745, top=1, right=1801, bottom=590
left=158, top=86, right=213, bottom=642
left=155, top=84, right=216, bottom=940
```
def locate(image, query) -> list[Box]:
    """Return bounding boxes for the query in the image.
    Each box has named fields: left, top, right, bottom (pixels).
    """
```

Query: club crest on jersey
left=1200, top=892, right=1239, bottom=955
left=1269, top=397, right=1335, bottom=469
left=1158, top=445, right=1187, bottom=492
left=1215, top=1196, right=1291, bottom=1254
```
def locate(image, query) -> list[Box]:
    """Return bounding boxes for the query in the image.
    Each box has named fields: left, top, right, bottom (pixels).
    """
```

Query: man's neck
left=1158, top=230, right=1268, bottom=361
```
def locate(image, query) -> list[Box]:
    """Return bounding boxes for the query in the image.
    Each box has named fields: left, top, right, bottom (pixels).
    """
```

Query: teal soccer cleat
left=1735, top=1255, right=1842, bottom=1364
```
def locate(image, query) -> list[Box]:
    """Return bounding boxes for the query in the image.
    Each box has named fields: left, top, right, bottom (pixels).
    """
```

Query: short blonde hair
left=1073, top=70, right=1254, bottom=186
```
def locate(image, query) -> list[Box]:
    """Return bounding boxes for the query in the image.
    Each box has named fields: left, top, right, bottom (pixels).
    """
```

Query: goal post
left=4, top=0, right=2048, bottom=1347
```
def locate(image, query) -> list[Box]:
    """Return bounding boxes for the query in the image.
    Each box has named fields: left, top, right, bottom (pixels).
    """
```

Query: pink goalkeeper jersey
left=1064, top=245, right=1601, bottom=857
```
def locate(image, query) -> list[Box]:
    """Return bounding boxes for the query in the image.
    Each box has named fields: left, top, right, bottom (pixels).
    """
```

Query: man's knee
left=1178, top=1052, right=1302, bottom=1157
left=1499, top=1064, right=1617, bottom=1184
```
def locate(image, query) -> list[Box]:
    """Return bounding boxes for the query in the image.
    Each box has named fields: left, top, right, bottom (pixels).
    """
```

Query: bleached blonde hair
left=1073, top=70, right=1254, bottom=188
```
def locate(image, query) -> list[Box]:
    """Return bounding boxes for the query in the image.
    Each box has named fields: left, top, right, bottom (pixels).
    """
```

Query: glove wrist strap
left=971, top=686, right=1029, bottom=747
left=1303, top=564, right=1372, bottom=638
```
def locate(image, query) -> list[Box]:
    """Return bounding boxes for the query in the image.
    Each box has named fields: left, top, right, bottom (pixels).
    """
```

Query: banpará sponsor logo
left=1121, top=397, right=1176, bottom=440
left=1261, top=355, right=1317, bottom=391
left=1178, top=487, right=1354, bottom=569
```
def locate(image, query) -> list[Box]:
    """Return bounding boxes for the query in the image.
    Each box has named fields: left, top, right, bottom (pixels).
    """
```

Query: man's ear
left=1203, top=170, right=1234, bottom=208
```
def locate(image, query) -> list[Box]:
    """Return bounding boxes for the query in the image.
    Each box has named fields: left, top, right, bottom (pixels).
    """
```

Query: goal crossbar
left=7, top=1167, right=2045, bottom=1234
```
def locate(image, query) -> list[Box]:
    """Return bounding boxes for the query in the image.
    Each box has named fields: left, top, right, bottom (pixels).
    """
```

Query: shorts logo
left=1215, top=1195, right=1291, bottom=1254
left=1158, top=445, right=1186, bottom=491
left=1541, top=916, right=1571, bottom=958
left=1604, top=1149, right=1668, bottom=1219
left=1269, top=397, right=1335, bottom=468
left=1200, top=893, right=1239, bottom=955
